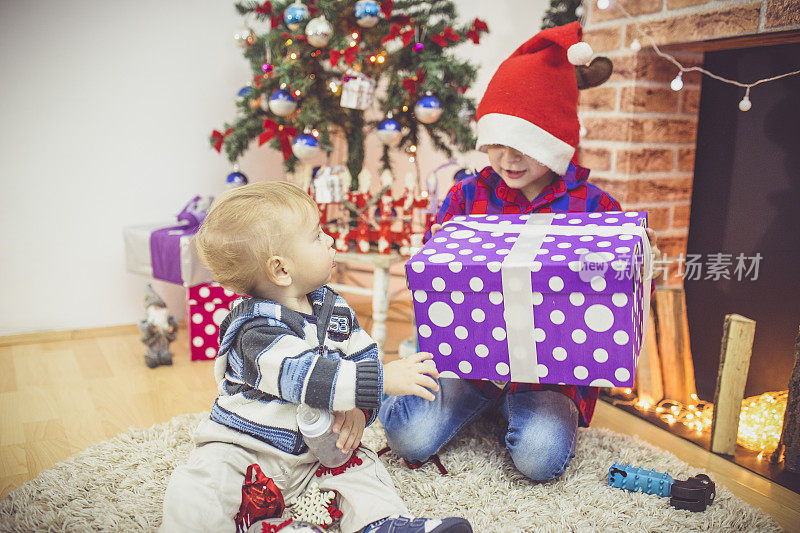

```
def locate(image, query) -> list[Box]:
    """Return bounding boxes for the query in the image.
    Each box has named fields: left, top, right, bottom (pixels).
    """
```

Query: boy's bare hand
left=383, top=352, right=440, bottom=401
left=332, top=408, right=365, bottom=454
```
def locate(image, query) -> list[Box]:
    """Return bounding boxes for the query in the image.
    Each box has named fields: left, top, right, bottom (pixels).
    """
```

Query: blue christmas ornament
left=354, top=0, right=380, bottom=28
left=292, top=133, right=321, bottom=160
left=414, top=94, right=443, bottom=124
left=283, top=1, right=309, bottom=31
left=268, top=89, right=297, bottom=117
left=377, top=118, right=402, bottom=146
left=226, top=169, right=249, bottom=188
left=237, top=86, right=254, bottom=98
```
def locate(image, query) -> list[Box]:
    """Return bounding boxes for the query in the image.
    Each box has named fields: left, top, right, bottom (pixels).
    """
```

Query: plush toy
left=138, top=284, right=178, bottom=368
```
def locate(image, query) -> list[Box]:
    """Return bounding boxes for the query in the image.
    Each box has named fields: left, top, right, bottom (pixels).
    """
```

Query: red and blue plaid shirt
left=424, top=163, right=634, bottom=426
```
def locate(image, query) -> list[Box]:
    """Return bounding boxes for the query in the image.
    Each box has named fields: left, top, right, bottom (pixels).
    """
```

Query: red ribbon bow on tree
left=465, top=18, right=488, bottom=44
left=379, top=0, right=393, bottom=18
left=382, top=23, right=415, bottom=47
left=233, top=464, right=285, bottom=533
left=280, top=32, right=307, bottom=42
left=431, top=26, right=460, bottom=47
left=329, top=46, right=358, bottom=67
left=211, top=128, right=233, bottom=153
left=259, top=119, right=297, bottom=160
left=253, top=73, right=271, bottom=87
left=402, top=67, right=426, bottom=96
left=254, top=1, right=272, bottom=15
left=253, top=1, right=282, bottom=28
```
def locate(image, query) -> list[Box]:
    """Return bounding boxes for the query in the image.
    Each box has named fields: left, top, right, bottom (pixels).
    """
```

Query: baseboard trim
left=0, top=322, right=183, bottom=347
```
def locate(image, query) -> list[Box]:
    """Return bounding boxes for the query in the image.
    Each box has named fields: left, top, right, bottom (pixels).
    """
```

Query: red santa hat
left=475, top=21, right=593, bottom=176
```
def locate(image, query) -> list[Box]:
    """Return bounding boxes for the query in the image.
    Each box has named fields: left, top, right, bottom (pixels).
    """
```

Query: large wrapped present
left=187, top=282, right=240, bottom=361
left=406, top=212, right=653, bottom=387
left=124, top=196, right=213, bottom=286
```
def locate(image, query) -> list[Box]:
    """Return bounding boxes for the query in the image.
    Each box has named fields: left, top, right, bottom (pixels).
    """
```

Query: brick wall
left=578, top=0, right=800, bottom=286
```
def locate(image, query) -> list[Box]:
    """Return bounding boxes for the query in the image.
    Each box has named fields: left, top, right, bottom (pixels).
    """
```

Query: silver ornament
left=268, top=89, right=298, bottom=117
left=305, top=16, right=332, bottom=48
left=292, top=133, right=321, bottom=160
left=376, top=121, right=402, bottom=146
left=413, top=94, right=443, bottom=124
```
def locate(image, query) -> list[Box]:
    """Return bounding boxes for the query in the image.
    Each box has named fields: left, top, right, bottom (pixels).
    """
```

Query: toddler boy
left=160, top=182, right=471, bottom=533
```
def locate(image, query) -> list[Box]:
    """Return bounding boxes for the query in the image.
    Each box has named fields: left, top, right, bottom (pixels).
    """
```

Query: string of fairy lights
left=577, top=0, right=800, bottom=112
left=614, top=389, right=789, bottom=459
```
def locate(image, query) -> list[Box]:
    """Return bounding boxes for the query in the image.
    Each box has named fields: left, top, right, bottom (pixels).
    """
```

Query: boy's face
left=287, top=213, right=336, bottom=294
left=487, top=145, right=554, bottom=200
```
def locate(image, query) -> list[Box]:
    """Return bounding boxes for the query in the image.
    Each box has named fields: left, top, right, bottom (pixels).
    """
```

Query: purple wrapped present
left=405, top=212, right=653, bottom=387
left=123, top=196, right=214, bottom=286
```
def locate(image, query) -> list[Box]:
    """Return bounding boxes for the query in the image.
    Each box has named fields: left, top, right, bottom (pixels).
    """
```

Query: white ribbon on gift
left=443, top=213, right=652, bottom=383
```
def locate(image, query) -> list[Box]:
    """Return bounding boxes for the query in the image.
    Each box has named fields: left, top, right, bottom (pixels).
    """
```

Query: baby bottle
left=296, top=404, right=351, bottom=468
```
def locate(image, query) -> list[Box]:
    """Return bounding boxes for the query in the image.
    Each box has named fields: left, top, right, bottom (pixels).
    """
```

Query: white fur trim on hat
left=567, top=42, right=593, bottom=66
left=476, top=113, right=575, bottom=175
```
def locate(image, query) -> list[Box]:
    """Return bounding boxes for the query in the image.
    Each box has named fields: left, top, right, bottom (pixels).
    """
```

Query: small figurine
left=608, top=462, right=716, bottom=512
left=138, top=284, right=178, bottom=368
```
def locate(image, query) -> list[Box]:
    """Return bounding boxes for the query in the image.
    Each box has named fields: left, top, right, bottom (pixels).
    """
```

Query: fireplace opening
left=686, top=41, right=800, bottom=402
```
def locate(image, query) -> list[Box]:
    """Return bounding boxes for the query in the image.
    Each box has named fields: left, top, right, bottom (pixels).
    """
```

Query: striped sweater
left=210, top=286, right=383, bottom=454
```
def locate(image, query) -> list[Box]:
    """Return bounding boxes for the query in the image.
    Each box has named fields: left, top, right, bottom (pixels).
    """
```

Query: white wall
left=0, top=0, right=548, bottom=335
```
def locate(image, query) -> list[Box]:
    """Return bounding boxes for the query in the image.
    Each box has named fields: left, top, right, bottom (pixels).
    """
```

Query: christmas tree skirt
left=0, top=413, right=778, bottom=532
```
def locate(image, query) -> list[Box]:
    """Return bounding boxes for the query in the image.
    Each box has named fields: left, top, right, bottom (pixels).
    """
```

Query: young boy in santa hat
left=379, top=22, right=660, bottom=481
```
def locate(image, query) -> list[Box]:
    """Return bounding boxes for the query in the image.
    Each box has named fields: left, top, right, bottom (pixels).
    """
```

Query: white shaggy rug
left=0, top=413, right=780, bottom=532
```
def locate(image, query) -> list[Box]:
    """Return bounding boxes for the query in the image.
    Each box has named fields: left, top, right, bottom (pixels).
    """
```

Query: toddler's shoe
left=364, top=515, right=472, bottom=533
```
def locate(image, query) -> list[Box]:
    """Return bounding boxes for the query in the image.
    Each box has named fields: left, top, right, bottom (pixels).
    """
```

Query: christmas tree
left=541, top=0, right=581, bottom=29
left=210, top=0, right=489, bottom=189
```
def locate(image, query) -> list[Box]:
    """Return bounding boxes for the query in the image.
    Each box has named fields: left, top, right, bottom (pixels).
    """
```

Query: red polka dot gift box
left=186, top=282, right=240, bottom=361
left=405, top=212, right=653, bottom=387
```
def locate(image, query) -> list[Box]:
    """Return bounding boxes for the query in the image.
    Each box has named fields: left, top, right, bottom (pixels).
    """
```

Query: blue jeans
left=378, top=379, right=579, bottom=481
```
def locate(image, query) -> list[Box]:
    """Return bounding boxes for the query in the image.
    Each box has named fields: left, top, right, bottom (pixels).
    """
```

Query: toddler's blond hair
left=195, top=181, right=318, bottom=295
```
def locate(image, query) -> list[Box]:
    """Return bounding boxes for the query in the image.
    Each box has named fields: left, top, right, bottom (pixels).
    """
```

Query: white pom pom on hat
left=567, top=41, right=593, bottom=66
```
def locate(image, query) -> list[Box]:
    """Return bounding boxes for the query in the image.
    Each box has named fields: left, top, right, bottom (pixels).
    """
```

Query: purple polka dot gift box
left=405, top=212, right=654, bottom=387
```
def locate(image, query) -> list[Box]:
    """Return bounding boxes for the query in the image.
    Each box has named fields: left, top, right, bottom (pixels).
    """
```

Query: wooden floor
left=2, top=294, right=799, bottom=531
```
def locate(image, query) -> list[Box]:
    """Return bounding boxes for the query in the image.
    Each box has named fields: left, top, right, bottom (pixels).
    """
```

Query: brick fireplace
left=577, top=0, right=800, bottom=491
left=577, top=0, right=800, bottom=287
